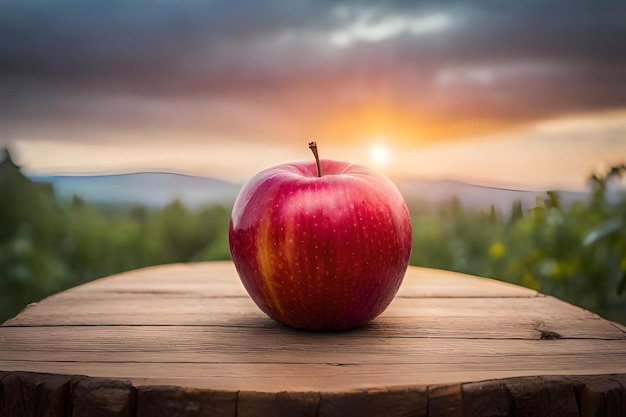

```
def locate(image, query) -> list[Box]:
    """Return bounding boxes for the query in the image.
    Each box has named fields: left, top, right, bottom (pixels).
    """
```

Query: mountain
left=30, top=172, right=242, bottom=208
left=397, top=179, right=589, bottom=214
left=29, top=171, right=602, bottom=213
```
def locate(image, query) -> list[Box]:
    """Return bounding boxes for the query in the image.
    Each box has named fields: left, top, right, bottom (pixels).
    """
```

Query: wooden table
left=1, top=261, right=625, bottom=417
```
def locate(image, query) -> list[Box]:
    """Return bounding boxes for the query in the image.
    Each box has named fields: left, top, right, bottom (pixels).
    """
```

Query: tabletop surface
left=1, top=261, right=625, bottom=416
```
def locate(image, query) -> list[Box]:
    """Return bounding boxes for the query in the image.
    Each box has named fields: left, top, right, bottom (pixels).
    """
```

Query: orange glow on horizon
left=321, top=101, right=523, bottom=145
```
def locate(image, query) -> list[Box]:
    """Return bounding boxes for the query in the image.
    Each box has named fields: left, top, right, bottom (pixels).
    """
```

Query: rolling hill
left=29, top=171, right=599, bottom=215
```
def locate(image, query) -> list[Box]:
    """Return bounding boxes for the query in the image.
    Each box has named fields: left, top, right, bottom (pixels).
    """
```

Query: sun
left=369, top=142, right=391, bottom=167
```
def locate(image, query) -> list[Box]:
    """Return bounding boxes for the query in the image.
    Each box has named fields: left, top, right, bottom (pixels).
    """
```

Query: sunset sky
left=1, top=0, right=626, bottom=190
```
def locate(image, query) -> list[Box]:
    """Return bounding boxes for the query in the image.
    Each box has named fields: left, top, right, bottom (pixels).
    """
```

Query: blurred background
left=1, top=0, right=625, bottom=324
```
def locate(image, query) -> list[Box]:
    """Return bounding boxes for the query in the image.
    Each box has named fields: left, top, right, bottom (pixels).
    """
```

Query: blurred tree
left=509, top=200, right=524, bottom=223
left=582, top=164, right=626, bottom=310
left=0, top=148, right=69, bottom=321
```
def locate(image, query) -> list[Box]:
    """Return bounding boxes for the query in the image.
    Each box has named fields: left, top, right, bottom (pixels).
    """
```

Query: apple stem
left=308, top=141, right=322, bottom=177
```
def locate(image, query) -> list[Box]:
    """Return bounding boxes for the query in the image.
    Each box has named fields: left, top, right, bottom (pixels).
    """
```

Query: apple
left=229, top=142, right=412, bottom=330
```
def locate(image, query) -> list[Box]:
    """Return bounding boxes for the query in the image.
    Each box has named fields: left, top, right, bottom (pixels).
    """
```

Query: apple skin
left=229, top=159, right=412, bottom=330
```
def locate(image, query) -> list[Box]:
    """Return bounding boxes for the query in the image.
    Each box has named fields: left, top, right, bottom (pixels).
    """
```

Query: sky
left=1, top=0, right=626, bottom=190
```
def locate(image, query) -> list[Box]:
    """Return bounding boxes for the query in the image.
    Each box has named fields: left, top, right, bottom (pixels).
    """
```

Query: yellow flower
left=489, top=242, right=506, bottom=259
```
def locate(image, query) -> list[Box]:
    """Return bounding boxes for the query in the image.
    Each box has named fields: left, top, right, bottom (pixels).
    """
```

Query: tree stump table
left=1, top=261, right=625, bottom=416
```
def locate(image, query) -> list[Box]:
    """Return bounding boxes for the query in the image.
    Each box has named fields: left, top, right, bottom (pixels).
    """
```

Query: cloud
left=1, top=0, right=626, bottom=145
left=328, top=10, right=453, bottom=47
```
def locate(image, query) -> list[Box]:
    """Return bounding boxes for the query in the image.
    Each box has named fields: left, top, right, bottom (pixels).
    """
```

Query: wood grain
left=461, top=379, right=512, bottom=417
left=1, top=261, right=625, bottom=416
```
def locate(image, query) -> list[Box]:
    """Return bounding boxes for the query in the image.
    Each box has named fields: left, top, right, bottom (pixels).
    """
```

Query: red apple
left=229, top=143, right=412, bottom=330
